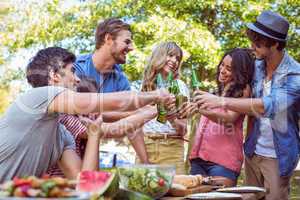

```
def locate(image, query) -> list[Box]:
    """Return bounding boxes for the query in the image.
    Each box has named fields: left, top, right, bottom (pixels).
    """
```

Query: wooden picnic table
left=161, top=184, right=266, bottom=200
left=161, top=192, right=265, bottom=200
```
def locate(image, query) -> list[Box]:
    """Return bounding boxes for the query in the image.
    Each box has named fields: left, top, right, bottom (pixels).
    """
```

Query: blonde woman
left=135, top=42, right=189, bottom=174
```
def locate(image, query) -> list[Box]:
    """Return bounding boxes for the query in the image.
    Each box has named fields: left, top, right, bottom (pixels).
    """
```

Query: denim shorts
left=190, top=158, right=239, bottom=181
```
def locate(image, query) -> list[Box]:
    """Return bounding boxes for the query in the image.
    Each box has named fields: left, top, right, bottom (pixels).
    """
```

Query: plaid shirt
left=47, top=114, right=87, bottom=177
left=244, top=52, right=300, bottom=176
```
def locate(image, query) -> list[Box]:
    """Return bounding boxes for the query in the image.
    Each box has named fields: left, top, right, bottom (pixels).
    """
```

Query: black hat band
left=254, top=21, right=287, bottom=40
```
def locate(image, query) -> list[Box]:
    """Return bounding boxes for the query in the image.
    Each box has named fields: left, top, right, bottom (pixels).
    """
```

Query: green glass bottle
left=156, top=73, right=167, bottom=123
left=191, top=65, right=200, bottom=91
left=167, top=71, right=178, bottom=94
left=167, top=71, right=187, bottom=109
left=167, top=71, right=174, bottom=92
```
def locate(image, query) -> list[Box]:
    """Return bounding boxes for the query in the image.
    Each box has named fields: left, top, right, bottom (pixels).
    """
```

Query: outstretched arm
left=194, top=74, right=300, bottom=118
left=178, top=86, right=251, bottom=123
left=102, top=105, right=157, bottom=138
left=194, top=91, right=264, bottom=117
left=48, top=89, right=173, bottom=115
left=102, top=110, right=139, bottom=122
left=58, top=115, right=103, bottom=179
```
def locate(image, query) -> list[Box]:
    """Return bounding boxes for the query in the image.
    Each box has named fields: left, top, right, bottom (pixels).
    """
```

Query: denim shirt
left=244, top=52, right=300, bottom=176
left=74, top=54, right=131, bottom=93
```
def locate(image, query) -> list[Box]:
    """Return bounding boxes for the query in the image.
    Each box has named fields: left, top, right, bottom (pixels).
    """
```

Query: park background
left=0, top=0, right=299, bottom=198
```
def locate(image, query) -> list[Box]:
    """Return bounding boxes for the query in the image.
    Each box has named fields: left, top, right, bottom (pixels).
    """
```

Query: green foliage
left=0, top=86, right=10, bottom=115
left=126, top=15, right=221, bottom=83
left=0, top=0, right=299, bottom=88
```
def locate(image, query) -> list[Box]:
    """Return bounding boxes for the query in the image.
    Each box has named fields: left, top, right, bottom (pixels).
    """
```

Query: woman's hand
left=177, top=101, right=198, bottom=119
left=193, top=90, right=223, bottom=109
left=156, top=88, right=176, bottom=111
left=79, top=115, right=103, bottom=138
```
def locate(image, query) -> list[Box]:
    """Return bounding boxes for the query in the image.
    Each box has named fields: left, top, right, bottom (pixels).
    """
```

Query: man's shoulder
left=76, top=54, right=92, bottom=63
left=75, top=54, right=92, bottom=69
left=25, top=86, right=65, bottom=96
left=285, top=53, right=300, bottom=71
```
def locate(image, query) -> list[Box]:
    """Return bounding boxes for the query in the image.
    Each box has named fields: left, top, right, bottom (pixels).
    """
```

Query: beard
left=111, top=45, right=126, bottom=64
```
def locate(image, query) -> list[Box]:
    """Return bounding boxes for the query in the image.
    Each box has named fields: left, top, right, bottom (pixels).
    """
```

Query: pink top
left=190, top=108, right=244, bottom=173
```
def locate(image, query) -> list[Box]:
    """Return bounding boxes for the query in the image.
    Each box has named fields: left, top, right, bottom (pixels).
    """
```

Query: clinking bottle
left=191, top=65, right=200, bottom=92
left=167, top=71, right=188, bottom=111
left=156, top=73, right=168, bottom=123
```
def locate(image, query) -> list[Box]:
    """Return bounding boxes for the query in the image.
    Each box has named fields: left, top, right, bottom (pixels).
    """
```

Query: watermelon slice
left=76, top=170, right=117, bottom=198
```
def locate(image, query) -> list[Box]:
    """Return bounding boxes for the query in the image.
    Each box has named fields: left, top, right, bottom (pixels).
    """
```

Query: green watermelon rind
left=76, top=170, right=118, bottom=198
left=102, top=168, right=119, bottom=198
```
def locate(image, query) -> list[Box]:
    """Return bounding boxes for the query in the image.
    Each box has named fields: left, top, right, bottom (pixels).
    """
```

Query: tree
left=0, top=86, right=10, bottom=115
left=0, top=0, right=299, bottom=89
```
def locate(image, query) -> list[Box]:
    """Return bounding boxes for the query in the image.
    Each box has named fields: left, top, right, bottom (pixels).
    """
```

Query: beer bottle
left=167, top=71, right=178, bottom=94
left=167, top=71, right=188, bottom=109
left=167, top=71, right=174, bottom=93
left=156, top=73, right=168, bottom=123
left=191, top=65, right=200, bottom=91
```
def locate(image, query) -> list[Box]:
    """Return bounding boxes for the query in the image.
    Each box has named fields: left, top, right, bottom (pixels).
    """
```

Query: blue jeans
left=190, top=158, right=239, bottom=181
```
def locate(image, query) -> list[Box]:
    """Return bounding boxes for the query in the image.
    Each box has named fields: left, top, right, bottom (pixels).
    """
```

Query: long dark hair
left=216, top=48, right=255, bottom=98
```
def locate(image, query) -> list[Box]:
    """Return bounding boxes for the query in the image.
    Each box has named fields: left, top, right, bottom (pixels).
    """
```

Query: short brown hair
left=246, top=29, right=286, bottom=51
left=95, top=18, right=131, bottom=49
left=26, top=47, right=76, bottom=88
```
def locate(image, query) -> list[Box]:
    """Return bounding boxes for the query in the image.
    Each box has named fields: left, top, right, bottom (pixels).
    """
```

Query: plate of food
left=186, top=192, right=242, bottom=199
left=0, top=176, right=88, bottom=199
left=216, top=186, right=266, bottom=193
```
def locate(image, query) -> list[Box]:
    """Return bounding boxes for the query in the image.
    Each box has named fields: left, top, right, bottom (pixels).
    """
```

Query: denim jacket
left=244, top=52, right=300, bottom=176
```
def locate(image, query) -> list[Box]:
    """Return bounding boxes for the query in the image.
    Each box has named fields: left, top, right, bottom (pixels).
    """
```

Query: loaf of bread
left=172, top=175, right=204, bottom=188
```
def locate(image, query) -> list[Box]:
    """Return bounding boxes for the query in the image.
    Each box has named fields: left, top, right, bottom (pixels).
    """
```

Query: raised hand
left=79, top=114, right=103, bottom=138
left=193, top=90, right=223, bottom=110
left=156, top=88, right=176, bottom=111
left=177, top=101, right=198, bottom=119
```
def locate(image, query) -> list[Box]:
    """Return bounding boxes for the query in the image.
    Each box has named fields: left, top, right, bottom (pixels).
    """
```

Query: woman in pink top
left=181, top=48, right=254, bottom=186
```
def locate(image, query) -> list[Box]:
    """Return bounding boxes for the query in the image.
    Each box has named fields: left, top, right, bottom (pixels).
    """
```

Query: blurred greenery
left=0, top=1, right=299, bottom=194
left=0, top=0, right=299, bottom=113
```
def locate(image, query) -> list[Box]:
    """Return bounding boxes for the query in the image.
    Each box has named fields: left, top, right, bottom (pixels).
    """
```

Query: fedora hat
left=247, top=10, right=289, bottom=41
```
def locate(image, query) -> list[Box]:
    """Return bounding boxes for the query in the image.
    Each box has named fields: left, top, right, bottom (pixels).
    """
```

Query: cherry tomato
left=13, top=178, right=32, bottom=187
left=158, top=178, right=165, bottom=187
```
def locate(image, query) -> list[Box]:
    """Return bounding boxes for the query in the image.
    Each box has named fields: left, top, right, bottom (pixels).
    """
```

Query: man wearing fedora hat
left=193, top=10, right=300, bottom=199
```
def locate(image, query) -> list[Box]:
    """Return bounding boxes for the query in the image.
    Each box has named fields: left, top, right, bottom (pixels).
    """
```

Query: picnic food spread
left=0, top=176, right=78, bottom=198
left=76, top=170, right=119, bottom=198
left=172, top=175, right=205, bottom=189
left=118, top=165, right=175, bottom=198
left=0, top=168, right=266, bottom=199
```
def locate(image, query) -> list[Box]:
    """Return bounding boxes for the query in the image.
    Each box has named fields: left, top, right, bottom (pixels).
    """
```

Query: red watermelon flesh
left=76, top=170, right=115, bottom=196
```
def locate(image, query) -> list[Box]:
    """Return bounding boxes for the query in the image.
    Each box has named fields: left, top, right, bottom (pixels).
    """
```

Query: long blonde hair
left=142, top=42, right=183, bottom=91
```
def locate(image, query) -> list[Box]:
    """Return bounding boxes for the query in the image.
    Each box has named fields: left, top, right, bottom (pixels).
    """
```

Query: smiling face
left=110, top=30, right=133, bottom=64
left=246, top=29, right=280, bottom=61
left=56, top=63, right=80, bottom=90
left=218, top=55, right=233, bottom=86
left=160, top=52, right=180, bottom=77
left=250, top=41, right=273, bottom=60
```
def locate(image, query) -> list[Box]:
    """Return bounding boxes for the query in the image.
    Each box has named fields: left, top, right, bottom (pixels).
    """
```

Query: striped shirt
left=47, top=114, right=87, bottom=177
